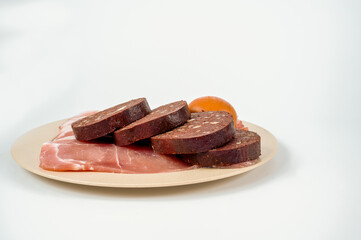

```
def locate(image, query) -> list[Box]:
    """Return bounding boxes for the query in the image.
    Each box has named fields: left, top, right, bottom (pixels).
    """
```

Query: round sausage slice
left=114, top=101, right=190, bottom=146
left=72, top=98, right=151, bottom=141
left=151, top=111, right=235, bottom=154
left=179, top=129, right=261, bottom=167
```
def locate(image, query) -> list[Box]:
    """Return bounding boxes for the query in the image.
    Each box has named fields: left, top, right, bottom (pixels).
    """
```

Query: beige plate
left=11, top=120, right=278, bottom=188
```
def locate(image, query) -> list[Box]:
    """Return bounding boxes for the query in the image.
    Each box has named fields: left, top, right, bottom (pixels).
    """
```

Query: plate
left=11, top=119, right=278, bottom=188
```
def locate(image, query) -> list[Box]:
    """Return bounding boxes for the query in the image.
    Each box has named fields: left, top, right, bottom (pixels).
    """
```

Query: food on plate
left=114, top=101, right=190, bottom=146
left=40, top=112, right=194, bottom=173
left=236, top=119, right=248, bottom=131
left=151, top=111, right=235, bottom=154
left=71, top=98, right=151, bottom=141
left=180, top=129, right=260, bottom=167
left=39, top=97, right=261, bottom=173
left=189, top=96, right=238, bottom=124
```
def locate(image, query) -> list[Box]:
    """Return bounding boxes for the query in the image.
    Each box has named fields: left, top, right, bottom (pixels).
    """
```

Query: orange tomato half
left=188, top=96, right=238, bottom=124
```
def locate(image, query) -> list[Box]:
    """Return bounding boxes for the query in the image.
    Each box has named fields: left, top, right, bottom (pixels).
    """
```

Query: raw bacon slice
left=40, top=141, right=191, bottom=173
left=39, top=112, right=193, bottom=174
left=236, top=119, right=248, bottom=131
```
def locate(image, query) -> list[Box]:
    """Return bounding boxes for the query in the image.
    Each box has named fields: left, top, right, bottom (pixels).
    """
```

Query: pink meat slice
left=39, top=112, right=194, bottom=174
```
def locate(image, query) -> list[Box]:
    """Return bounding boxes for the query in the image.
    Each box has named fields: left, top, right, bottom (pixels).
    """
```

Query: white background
left=1, top=0, right=360, bottom=239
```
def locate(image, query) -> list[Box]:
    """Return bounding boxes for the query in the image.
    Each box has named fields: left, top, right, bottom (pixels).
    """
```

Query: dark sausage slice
left=72, top=98, right=151, bottom=141
left=179, top=129, right=261, bottom=167
left=151, top=111, right=235, bottom=154
left=114, top=101, right=190, bottom=146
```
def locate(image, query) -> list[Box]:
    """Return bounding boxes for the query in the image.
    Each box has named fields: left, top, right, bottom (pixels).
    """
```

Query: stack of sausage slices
left=71, top=98, right=261, bottom=167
